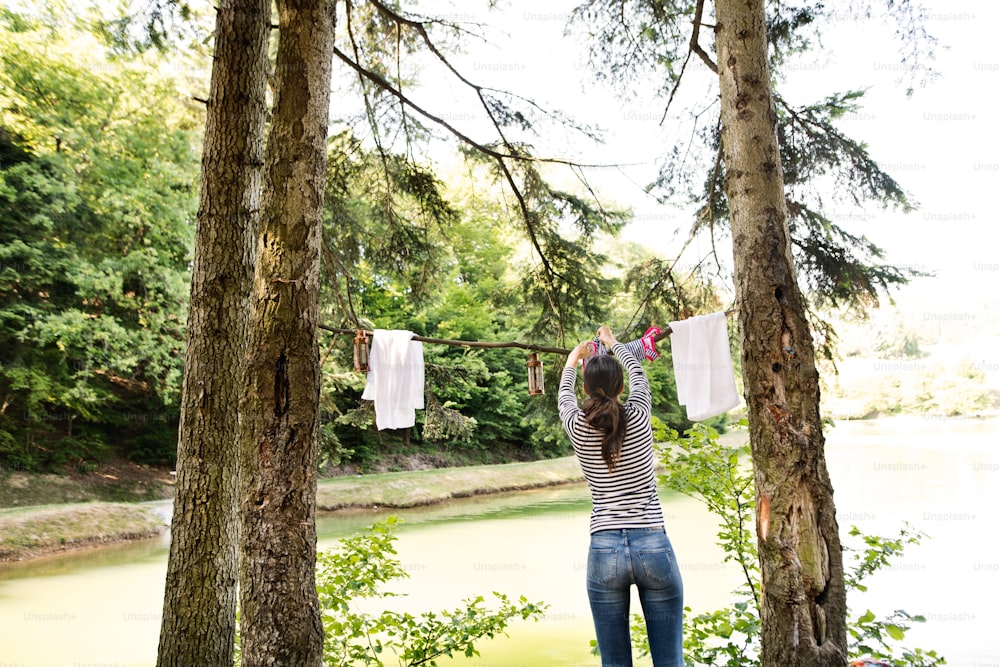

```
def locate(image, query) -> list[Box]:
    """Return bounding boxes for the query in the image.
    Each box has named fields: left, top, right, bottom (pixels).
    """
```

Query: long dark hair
left=582, top=355, right=626, bottom=471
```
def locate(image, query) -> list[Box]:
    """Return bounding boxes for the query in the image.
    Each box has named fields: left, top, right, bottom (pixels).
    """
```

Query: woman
left=558, top=326, right=684, bottom=667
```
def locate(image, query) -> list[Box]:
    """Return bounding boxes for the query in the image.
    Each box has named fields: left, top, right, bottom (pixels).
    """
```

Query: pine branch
left=329, top=42, right=569, bottom=304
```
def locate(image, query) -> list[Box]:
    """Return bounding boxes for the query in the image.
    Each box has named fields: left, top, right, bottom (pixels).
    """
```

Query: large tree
left=323, top=0, right=632, bottom=344
left=156, top=0, right=270, bottom=664
left=715, top=0, right=846, bottom=662
left=568, top=0, right=937, bottom=662
left=572, top=0, right=929, bottom=350
left=237, top=0, right=336, bottom=662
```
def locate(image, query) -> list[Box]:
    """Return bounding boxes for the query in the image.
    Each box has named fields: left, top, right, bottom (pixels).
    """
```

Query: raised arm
left=613, top=341, right=651, bottom=415
left=593, top=325, right=651, bottom=415
left=558, top=340, right=593, bottom=427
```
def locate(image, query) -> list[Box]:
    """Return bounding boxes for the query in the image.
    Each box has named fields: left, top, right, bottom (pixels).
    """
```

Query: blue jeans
left=587, top=527, right=684, bottom=667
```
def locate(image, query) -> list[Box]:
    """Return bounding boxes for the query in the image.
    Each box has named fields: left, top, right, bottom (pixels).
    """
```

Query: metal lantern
left=527, top=352, right=544, bottom=395
left=353, top=329, right=370, bottom=372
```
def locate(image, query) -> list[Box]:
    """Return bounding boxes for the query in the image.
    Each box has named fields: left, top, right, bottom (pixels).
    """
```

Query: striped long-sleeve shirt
left=558, top=342, right=664, bottom=534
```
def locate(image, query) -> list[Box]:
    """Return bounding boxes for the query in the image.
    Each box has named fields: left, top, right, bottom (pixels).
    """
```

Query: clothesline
left=318, top=308, right=736, bottom=356
left=347, top=309, right=740, bottom=425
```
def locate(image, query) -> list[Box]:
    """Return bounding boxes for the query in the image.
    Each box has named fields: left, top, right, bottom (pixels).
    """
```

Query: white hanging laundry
left=669, top=312, right=741, bottom=421
left=361, top=329, right=425, bottom=430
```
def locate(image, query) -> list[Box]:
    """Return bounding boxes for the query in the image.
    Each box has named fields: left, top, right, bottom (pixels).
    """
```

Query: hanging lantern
left=527, top=352, right=544, bottom=395
left=353, top=329, right=370, bottom=372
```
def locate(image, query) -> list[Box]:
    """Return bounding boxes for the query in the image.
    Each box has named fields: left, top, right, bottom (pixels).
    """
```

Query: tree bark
left=714, top=0, right=847, bottom=664
left=237, top=0, right=335, bottom=664
left=156, top=1, right=269, bottom=665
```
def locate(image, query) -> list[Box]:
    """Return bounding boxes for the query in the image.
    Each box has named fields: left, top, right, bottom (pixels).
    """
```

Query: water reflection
left=0, top=534, right=168, bottom=582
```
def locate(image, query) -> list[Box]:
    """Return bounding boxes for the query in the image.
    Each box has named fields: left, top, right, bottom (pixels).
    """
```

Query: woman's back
left=558, top=342, right=663, bottom=533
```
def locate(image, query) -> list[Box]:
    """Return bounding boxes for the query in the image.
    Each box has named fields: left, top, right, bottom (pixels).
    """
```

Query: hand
left=565, top=340, right=594, bottom=368
left=596, top=325, right=618, bottom=349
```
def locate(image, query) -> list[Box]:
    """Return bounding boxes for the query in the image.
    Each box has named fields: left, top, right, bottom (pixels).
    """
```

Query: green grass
left=316, top=456, right=585, bottom=510
left=0, top=466, right=173, bottom=508
left=0, top=502, right=166, bottom=561
left=0, top=471, right=101, bottom=508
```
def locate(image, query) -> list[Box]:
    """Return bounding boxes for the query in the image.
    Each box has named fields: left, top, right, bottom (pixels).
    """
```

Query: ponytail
left=582, top=356, right=627, bottom=471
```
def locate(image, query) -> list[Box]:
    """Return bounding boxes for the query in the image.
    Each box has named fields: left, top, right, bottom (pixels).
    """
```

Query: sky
left=401, top=0, right=1000, bottom=311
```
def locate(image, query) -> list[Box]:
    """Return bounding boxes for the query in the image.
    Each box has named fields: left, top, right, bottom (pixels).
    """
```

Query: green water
left=1, top=417, right=998, bottom=666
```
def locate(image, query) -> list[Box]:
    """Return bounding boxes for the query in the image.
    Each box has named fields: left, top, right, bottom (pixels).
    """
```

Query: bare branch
left=692, top=42, right=718, bottom=74
left=333, top=46, right=608, bottom=169
left=344, top=1, right=394, bottom=216
left=660, top=0, right=716, bottom=123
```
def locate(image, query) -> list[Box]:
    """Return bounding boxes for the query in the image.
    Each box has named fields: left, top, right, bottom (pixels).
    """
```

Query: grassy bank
left=0, top=459, right=175, bottom=508
left=0, top=456, right=587, bottom=561
left=0, top=502, right=166, bottom=562
left=315, top=455, right=585, bottom=510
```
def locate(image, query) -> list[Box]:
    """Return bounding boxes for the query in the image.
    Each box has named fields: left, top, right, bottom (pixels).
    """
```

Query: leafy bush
left=235, top=516, right=546, bottom=666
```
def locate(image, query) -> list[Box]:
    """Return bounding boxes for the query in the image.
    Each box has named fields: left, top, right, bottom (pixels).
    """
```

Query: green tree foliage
left=0, top=11, right=199, bottom=469
left=0, top=3, right=729, bottom=473
left=873, top=319, right=924, bottom=360
left=93, top=0, right=201, bottom=55
left=642, top=422, right=945, bottom=666
left=318, top=146, right=571, bottom=468
left=317, top=517, right=546, bottom=665
left=327, top=0, right=637, bottom=341
left=316, top=135, right=714, bottom=470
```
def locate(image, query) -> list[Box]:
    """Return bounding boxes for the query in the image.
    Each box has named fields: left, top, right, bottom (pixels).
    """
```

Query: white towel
left=669, top=312, right=741, bottom=421
left=361, top=329, right=425, bottom=430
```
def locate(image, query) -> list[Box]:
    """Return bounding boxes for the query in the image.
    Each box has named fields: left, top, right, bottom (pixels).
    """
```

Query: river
left=0, top=416, right=997, bottom=666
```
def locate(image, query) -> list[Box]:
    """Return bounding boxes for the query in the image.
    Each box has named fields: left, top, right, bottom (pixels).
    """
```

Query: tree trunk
left=156, top=1, right=269, bottom=665
left=714, top=0, right=848, bottom=664
left=237, top=0, right=335, bottom=664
